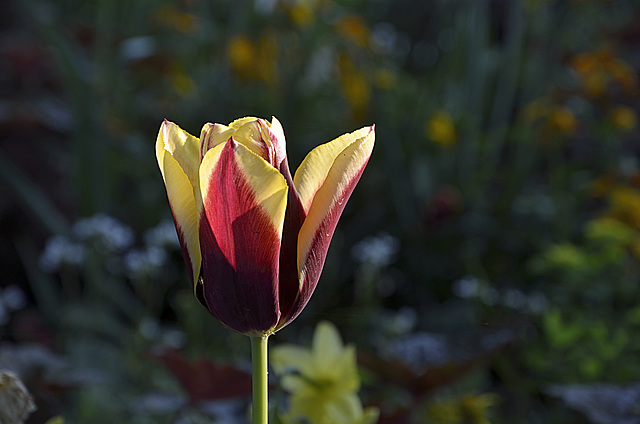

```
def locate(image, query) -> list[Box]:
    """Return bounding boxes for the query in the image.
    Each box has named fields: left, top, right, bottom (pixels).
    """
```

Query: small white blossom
left=1, top=286, right=26, bottom=311
left=125, top=247, right=168, bottom=278
left=619, top=156, right=638, bottom=177
left=512, top=191, right=556, bottom=220
left=388, top=333, right=450, bottom=374
left=389, top=307, right=417, bottom=335
left=144, top=220, right=180, bottom=249
left=139, top=317, right=161, bottom=340
left=527, top=292, right=549, bottom=315
left=502, top=288, right=527, bottom=310
left=120, top=36, right=156, bottom=61
left=452, top=276, right=481, bottom=298
left=480, top=287, right=500, bottom=306
left=302, top=47, right=336, bottom=90
left=39, top=235, right=85, bottom=271
left=370, top=22, right=398, bottom=55
left=351, top=233, right=400, bottom=267
left=162, top=329, right=187, bottom=349
left=73, top=214, right=134, bottom=251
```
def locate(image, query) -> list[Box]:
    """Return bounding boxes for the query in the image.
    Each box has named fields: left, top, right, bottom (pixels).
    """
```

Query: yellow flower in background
left=228, top=36, right=256, bottom=78
left=459, top=393, right=500, bottom=424
left=570, top=49, right=638, bottom=96
left=342, top=72, right=371, bottom=120
left=155, top=6, right=199, bottom=33
left=272, top=321, right=379, bottom=424
left=281, top=393, right=379, bottom=424
left=426, top=393, right=499, bottom=424
left=337, top=15, right=370, bottom=48
left=170, top=66, right=195, bottom=96
left=631, top=239, right=640, bottom=259
left=586, top=216, right=640, bottom=260
left=549, top=106, right=577, bottom=134
left=609, top=105, right=638, bottom=132
left=227, top=34, right=278, bottom=86
left=374, top=69, right=397, bottom=90
left=289, top=4, right=315, bottom=27
left=544, top=243, right=589, bottom=270
left=586, top=217, right=635, bottom=245
left=590, top=174, right=616, bottom=198
left=339, top=53, right=370, bottom=120
left=256, top=31, right=278, bottom=85
left=571, top=52, right=599, bottom=76
left=582, top=70, right=608, bottom=97
left=272, top=321, right=360, bottom=399
left=604, top=58, right=638, bottom=92
left=520, top=97, right=550, bottom=125
left=609, top=187, right=640, bottom=230
left=426, top=111, right=457, bottom=146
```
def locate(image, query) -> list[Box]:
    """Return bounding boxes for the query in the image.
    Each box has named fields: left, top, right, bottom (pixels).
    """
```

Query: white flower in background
left=0, top=370, right=36, bottom=423
left=452, top=275, right=481, bottom=299
left=619, top=155, right=638, bottom=177
left=162, top=328, right=187, bottom=349
left=303, top=47, right=336, bottom=90
left=480, top=287, right=500, bottom=306
left=387, top=307, right=417, bottom=335
left=512, top=191, right=556, bottom=220
left=73, top=214, right=134, bottom=251
left=370, top=22, right=397, bottom=55
left=351, top=232, right=400, bottom=267
left=527, top=292, right=549, bottom=315
left=1, top=285, right=26, bottom=312
left=39, top=235, right=85, bottom=271
left=124, top=247, right=167, bottom=279
left=453, top=276, right=549, bottom=315
left=144, top=220, right=180, bottom=249
left=0, top=286, right=28, bottom=326
left=388, top=333, right=450, bottom=374
left=138, top=317, right=161, bottom=340
left=502, top=288, right=527, bottom=310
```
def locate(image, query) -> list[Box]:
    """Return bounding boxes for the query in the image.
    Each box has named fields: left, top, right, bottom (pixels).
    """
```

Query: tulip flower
left=157, top=116, right=374, bottom=423
left=156, top=116, right=374, bottom=336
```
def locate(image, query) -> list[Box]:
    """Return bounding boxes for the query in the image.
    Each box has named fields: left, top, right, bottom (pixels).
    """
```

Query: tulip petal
left=198, top=138, right=288, bottom=335
left=200, top=123, right=233, bottom=159
left=293, top=126, right=373, bottom=213
left=158, top=119, right=201, bottom=187
left=156, top=121, right=202, bottom=284
left=282, top=127, right=374, bottom=326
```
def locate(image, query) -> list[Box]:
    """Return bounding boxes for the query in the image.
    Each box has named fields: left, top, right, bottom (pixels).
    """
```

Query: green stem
left=251, top=335, right=269, bottom=424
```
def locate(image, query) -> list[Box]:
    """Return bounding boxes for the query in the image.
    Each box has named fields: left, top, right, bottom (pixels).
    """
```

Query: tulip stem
left=251, top=335, right=269, bottom=424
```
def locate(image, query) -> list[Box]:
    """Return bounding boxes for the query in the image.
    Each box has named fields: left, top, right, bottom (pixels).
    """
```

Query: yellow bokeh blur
left=609, top=105, right=638, bottom=131
left=426, top=111, right=457, bottom=146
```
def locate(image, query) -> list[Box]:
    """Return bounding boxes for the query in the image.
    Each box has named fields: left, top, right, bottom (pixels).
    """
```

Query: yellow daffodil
left=272, top=321, right=379, bottom=424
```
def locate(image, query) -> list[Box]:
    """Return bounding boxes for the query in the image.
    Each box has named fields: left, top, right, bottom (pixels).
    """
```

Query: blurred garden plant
left=527, top=192, right=640, bottom=382
left=271, top=321, right=379, bottom=424
left=156, top=116, right=374, bottom=423
left=0, top=370, right=36, bottom=423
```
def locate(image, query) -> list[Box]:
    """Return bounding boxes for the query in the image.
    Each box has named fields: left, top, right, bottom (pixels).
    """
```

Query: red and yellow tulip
left=156, top=117, right=375, bottom=336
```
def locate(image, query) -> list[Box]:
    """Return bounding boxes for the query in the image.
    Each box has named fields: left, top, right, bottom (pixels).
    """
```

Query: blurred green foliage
left=1, top=0, right=640, bottom=423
